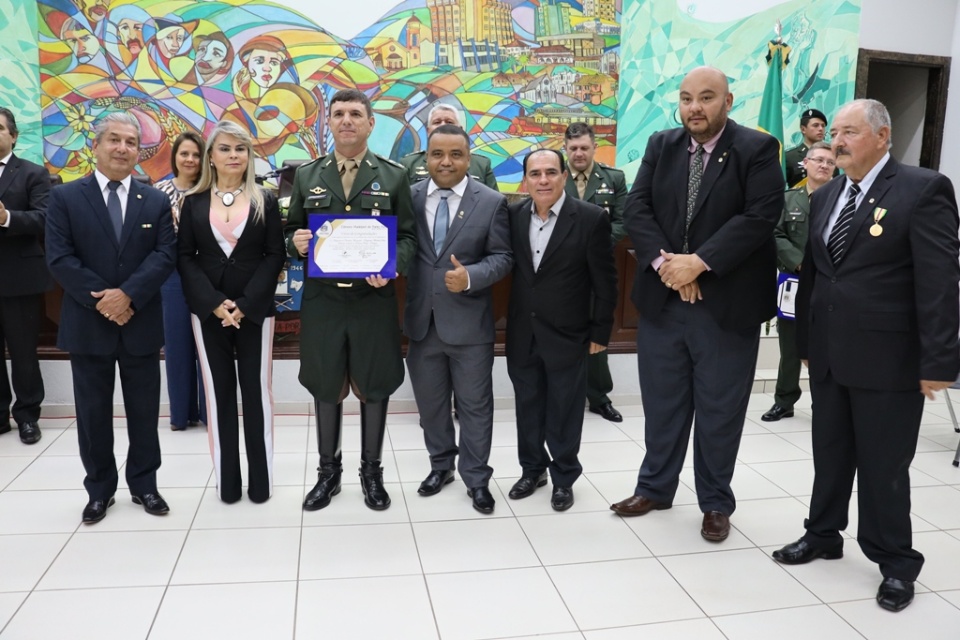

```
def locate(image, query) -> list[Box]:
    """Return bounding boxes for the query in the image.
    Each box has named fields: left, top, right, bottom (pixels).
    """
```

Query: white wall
left=860, top=0, right=959, bottom=57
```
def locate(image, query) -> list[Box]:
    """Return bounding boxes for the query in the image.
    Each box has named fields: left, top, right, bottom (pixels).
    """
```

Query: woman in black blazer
left=177, top=120, right=285, bottom=503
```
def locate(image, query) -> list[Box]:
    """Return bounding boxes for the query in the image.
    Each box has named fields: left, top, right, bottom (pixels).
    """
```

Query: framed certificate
left=307, top=214, right=397, bottom=279
left=777, top=272, right=799, bottom=319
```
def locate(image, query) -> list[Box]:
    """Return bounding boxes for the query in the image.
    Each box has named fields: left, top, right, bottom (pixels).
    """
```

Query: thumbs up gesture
left=445, top=254, right=469, bottom=293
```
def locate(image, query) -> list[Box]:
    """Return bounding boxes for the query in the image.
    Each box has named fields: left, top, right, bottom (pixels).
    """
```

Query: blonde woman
left=177, top=120, right=284, bottom=503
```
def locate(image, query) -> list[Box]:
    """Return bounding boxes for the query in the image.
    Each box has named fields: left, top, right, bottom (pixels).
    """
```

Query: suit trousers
left=774, top=318, right=802, bottom=409
left=407, top=320, right=494, bottom=489
left=586, top=350, right=613, bottom=408
left=161, top=270, right=206, bottom=427
left=71, top=349, right=162, bottom=500
left=193, top=314, right=275, bottom=503
left=802, top=372, right=925, bottom=581
left=507, top=338, right=587, bottom=488
left=0, top=294, right=44, bottom=425
left=634, top=297, right=760, bottom=514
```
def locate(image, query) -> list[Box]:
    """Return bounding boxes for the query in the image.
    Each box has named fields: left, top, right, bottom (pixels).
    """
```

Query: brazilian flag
left=758, top=40, right=790, bottom=179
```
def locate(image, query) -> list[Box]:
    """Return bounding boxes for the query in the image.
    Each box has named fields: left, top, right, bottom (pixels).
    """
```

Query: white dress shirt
left=426, top=176, right=470, bottom=289
left=822, top=152, right=890, bottom=244
left=94, top=170, right=132, bottom=222
left=529, top=190, right=566, bottom=272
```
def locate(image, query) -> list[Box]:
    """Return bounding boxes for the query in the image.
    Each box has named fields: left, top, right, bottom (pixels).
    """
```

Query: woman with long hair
left=156, top=131, right=207, bottom=431
left=177, top=120, right=285, bottom=503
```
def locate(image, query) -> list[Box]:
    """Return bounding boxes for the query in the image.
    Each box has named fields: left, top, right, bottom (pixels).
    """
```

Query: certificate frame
left=777, top=272, right=799, bottom=320
left=307, top=214, right=397, bottom=279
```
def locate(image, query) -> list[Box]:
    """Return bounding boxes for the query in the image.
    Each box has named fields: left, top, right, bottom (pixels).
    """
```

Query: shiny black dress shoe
left=0, top=420, right=11, bottom=435
left=468, top=486, right=495, bottom=514
left=418, top=469, right=455, bottom=496
left=877, top=577, right=914, bottom=612
left=772, top=539, right=843, bottom=564
left=170, top=423, right=187, bottom=431
left=18, top=422, right=41, bottom=445
left=303, top=468, right=342, bottom=511
left=589, top=402, right=623, bottom=423
left=359, top=467, right=391, bottom=510
left=508, top=471, right=548, bottom=499
left=761, top=404, right=794, bottom=422
left=131, top=492, right=170, bottom=515
left=82, top=496, right=115, bottom=524
left=551, top=486, right=574, bottom=511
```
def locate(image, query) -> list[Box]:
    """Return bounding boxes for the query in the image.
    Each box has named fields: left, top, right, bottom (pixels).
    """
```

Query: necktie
left=684, top=144, right=705, bottom=252
left=827, top=183, right=862, bottom=265
left=107, top=180, right=123, bottom=241
left=434, top=190, right=450, bottom=254
left=340, top=159, right=358, bottom=200
left=576, top=172, right=587, bottom=199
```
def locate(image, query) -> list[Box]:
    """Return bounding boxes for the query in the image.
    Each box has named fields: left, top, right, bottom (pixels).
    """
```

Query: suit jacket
left=45, top=174, right=176, bottom=355
left=0, top=154, right=52, bottom=296
left=624, top=120, right=784, bottom=330
left=564, top=161, right=627, bottom=242
left=505, top=196, right=618, bottom=370
left=796, top=157, right=960, bottom=391
left=404, top=177, right=512, bottom=345
left=401, top=151, right=499, bottom=191
left=177, top=189, right=286, bottom=325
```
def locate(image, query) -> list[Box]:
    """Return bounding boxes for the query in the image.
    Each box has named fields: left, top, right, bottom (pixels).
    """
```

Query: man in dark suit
left=772, top=99, right=960, bottom=613
left=405, top=125, right=512, bottom=514
left=45, top=112, right=176, bottom=524
left=610, top=67, right=783, bottom=543
left=0, top=107, right=50, bottom=445
left=400, top=103, right=499, bottom=191
left=563, top=122, right=627, bottom=423
left=505, top=149, right=617, bottom=511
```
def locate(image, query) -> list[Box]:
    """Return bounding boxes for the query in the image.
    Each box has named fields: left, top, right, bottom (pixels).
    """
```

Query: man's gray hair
left=849, top=98, right=893, bottom=148
left=93, top=112, right=141, bottom=144
left=428, top=102, right=465, bottom=129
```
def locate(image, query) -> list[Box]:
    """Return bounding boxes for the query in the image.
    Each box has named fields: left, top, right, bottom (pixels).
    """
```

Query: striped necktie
left=826, top=183, right=861, bottom=265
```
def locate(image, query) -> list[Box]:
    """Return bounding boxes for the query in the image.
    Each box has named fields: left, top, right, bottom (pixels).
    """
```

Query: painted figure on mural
left=71, top=0, right=109, bottom=31
left=104, top=4, right=151, bottom=73
left=234, top=36, right=290, bottom=100
left=184, top=32, right=235, bottom=88
left=143, top=17, right=196, bottom=83
left=60, top=17, right=103, bottom=65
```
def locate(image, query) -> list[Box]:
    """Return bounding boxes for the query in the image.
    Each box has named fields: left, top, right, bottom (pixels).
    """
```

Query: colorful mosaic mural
left=33, top=0, right=624, bottom=192
left=616, top=0, right=861, bottom=179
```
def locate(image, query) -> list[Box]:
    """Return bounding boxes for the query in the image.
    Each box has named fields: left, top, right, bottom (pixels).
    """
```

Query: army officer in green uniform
left=562, top=122, right=626, bottom=423
left=762, top=142, right=836, bottom=423
left=784, top=109, right=832, bottom=188
left=401, top=103, right=499, bottom=191
left=287, top=89, right=416, bottom=511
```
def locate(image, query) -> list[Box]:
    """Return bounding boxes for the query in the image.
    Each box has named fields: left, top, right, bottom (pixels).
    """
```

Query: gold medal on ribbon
left=869, top=223, right=883, bottom=237
left=870, top=207, right=888, bottom=237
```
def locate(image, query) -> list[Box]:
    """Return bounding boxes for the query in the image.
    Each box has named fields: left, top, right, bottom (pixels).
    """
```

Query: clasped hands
left=658, top=250, right=706, bottom=304
left=214, top=299, right=245, bottom=328
left=92, top=289, right=133, bottom=325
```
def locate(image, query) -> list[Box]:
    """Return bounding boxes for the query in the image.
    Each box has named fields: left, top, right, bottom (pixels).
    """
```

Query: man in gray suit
left=404, top=124, right=512, bottom=514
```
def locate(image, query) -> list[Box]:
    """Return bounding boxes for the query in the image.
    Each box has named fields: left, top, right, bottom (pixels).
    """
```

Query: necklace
left=214, top=185, right=243, bottom=207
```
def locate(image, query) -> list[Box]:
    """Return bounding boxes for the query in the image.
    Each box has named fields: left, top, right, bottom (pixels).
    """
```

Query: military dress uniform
left=401, top=151, right=499, bottom=191
left=772, top=187, right=810, bottom=412
left=564, top=162, right=626, bottom=413
left=286, top=149, right=416, bottom=510
left=784, top=143, right=810, bottom=189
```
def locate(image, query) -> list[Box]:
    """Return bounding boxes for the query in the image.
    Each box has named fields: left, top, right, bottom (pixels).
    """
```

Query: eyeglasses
left=806, top=157, right=836, bottom=167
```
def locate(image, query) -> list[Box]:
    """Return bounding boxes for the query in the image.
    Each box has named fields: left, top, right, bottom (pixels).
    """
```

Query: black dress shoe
left=18, top=422, right=41, bottom=445
left=772, top=539, right=843, bottom=564
left=761, top=404, right=794, bottom=422
left=508, top=471, right=548, bottom=499
left=0, top=420, right=10, bottom=435
left=170, top=423, right=187, bottom=431
left=82, top=496, right=115, bottom=524
left=131, top=492, right=170, bottom=515
left=551, top=486, right=574, bottom=511
left=418, top=469, right=455, bottom=496
left=589, top=402, right=623, bottom=423
left=877, top=577, right=914, bottom=612
left=359, top=467, right=391, bottom=511
left=468, top=486, right=495, bottom=514
left=303, top=468, right=342, bottom=511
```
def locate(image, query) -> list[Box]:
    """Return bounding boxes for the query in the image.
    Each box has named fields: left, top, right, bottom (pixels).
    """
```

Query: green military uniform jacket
left=285, top=149, right=417, bottom=401
left=774, top=187, right=810, bottom=274
left=784, top=143, right=809, bottom=189
left=400, top=151, right=499, bottom=191
left=564, top=162, right=626, bottom=243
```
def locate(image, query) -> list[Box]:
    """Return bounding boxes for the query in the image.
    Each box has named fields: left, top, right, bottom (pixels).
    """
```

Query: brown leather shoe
left=701, top=511, right=730, bottom=542
left=610, top=495, right=671, bottom=516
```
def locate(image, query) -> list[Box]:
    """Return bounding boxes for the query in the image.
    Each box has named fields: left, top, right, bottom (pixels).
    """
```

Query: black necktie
left=827, top=183, right=861, bottom=264
left=107, top=180, right=123, bottom=241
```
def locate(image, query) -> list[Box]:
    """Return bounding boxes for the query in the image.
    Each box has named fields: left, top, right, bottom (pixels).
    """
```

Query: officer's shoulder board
left=785, top=187, right=806, bottom=195
left=300, top=154, right=328, bottom=169
left=376, top=153, right=405, bottom=169
left=597, top=162, right=625, bottom=176
left=399, top=150, right=424, bottom=162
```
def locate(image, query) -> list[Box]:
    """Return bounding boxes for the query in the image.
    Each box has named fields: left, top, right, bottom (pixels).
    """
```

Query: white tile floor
left=1, top=392, right=960, bottom=639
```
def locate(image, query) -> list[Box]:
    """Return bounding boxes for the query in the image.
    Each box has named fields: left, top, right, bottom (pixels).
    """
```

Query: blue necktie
left=434, top=190, right=450, bottom=254
left=107, top=180, right=123, bottom=241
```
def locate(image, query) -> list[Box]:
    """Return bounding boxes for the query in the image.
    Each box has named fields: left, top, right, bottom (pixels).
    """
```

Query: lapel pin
left=372, top=182, right=380, bottom=190
left=869, top=198, right=875, bottom=204
left=458, top=211, right=464, bottom=218
left=310, top=186, right=326, bottom=195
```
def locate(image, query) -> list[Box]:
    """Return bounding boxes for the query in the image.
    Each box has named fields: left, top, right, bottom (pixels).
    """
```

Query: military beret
left=801, top=109, right=827, bottom=124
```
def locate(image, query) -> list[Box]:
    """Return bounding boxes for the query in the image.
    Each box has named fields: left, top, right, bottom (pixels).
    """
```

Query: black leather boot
left=303, top=401, right=343, bottom=511
left=359, top=399, right=391, bottom=510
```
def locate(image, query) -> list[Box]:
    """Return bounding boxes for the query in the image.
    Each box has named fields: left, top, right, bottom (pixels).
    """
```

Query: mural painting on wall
left=38, top=0, right=623, bottom=192
left=616, top=0, right=861, bottom=179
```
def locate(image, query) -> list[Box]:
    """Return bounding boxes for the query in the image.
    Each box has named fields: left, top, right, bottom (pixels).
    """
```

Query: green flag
left=758, top=40, right=789, bottom=179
